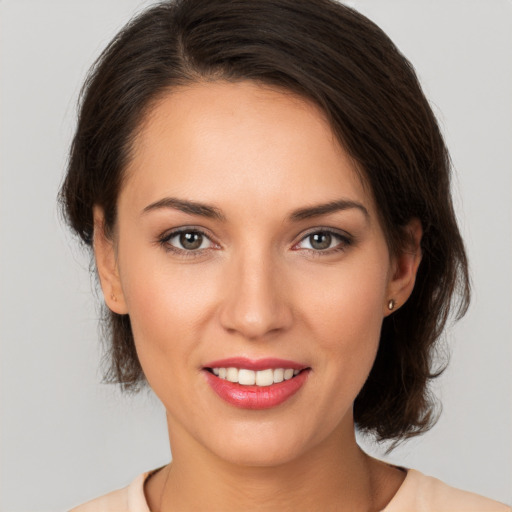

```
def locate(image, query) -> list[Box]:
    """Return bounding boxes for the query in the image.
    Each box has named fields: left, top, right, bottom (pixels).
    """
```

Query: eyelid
left=156, top=225, right=353, bottom=257
left=157, top=226, right=219, bottom=255
left=292, top=227, right=353, bottom=252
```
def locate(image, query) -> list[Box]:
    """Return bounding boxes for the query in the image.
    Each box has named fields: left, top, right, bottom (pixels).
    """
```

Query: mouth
left=203, top=358, right=310, bottom=410
left=206, top=367, right=303, bottom=386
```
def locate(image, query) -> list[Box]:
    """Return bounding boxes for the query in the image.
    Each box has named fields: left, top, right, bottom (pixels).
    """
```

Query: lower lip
left=204, top=370, right=310, bottom=410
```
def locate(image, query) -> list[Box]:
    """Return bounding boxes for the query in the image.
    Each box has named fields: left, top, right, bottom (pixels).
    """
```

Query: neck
left=145, top=413, right=403, bottom=512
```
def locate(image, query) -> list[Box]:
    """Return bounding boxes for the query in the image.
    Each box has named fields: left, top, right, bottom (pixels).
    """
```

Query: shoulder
left=69, top=472, right=150, bottom=512
left=384, top=469, right=511, bottom=512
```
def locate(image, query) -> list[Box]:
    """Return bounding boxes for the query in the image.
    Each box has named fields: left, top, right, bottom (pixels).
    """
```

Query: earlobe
left=93, top=206, right=128, bottom=315
left=385, top=218, right=422, bottom=316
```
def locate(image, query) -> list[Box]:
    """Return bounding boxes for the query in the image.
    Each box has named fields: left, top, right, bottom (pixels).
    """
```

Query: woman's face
left=96, top=81, right=415, bottom=466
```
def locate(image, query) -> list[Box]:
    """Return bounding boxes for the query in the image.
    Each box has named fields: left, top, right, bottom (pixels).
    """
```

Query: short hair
left=59, top=0, right=470, bottom=444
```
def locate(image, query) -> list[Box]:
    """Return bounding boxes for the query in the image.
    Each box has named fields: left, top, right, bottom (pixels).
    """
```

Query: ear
left=385, top=218, right=422, bottom=316
left=93, top=206, right=128, bottom=314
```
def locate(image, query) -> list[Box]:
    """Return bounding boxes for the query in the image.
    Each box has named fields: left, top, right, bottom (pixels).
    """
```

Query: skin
left=94, top=81, right=422, bottom=511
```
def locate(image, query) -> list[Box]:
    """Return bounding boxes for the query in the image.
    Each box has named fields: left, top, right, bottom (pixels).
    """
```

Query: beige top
left=70, top=468, right=511, bottom=512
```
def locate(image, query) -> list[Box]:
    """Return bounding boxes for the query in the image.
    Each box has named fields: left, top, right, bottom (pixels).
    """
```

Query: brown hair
left=59, top=0, right=470, bottom=444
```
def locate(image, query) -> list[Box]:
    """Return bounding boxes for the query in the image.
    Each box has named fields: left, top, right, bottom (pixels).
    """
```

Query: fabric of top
left=70, top=468, right=511, bottom=512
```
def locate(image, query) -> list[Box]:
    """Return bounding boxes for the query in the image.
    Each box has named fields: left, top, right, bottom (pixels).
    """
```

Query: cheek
left=118, top=256, right=239, bottom=395
left=305, top=258, right=387, bottom=333
left=116, top=245, right=220, bottom=373
left=298, top=255, right=389, bottom=379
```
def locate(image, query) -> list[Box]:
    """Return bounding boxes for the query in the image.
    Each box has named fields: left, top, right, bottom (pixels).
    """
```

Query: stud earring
left=387, top=299, right=396, bottom=311
left=110, top=292, right=117, bottom=302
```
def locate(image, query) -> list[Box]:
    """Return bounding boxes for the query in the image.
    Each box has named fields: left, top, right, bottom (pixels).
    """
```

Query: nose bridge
left=219, top=243, right=292, bottom=339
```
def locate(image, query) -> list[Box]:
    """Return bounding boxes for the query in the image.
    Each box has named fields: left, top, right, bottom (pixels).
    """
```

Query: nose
left=218, top=250, right=293, bottom=340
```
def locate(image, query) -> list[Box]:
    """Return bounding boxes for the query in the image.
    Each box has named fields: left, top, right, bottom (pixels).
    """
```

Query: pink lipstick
left=203, top=357, right=310, bottom=410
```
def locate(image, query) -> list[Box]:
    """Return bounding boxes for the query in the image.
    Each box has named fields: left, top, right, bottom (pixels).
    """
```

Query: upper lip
left=203, top=357, right=308, bottom=371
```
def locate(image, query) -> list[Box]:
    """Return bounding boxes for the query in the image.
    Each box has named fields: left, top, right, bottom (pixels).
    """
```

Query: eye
left=161, top=229, right=214, bottom=252
left=295, top=230, right=351, bottom=252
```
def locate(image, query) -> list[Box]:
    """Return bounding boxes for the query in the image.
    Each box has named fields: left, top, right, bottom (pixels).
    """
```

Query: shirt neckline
left=135, top=465, right=414, bottom=512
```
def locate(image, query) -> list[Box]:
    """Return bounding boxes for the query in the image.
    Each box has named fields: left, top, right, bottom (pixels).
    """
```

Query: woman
left=61, top=0, right=510, bottom=510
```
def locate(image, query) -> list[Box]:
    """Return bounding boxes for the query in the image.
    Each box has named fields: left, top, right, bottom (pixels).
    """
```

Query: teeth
left=226, top=367, right=238, bottom=382
left=211, top=367, right=302, bottom=386
left=255, top=369, right=274, bottom=386
left=238, top=369, right=256, bottom=385
left=273, top=368, right=284, bottom=383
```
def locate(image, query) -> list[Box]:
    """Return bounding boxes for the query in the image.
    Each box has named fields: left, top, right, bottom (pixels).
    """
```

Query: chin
left=204, top=421, right=317, bottom=468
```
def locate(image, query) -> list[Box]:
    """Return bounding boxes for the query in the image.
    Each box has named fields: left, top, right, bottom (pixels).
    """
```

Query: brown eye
left=179, top=232, right=204, bottom=250
left=309, top=232, right=332, bottom=250
left=295, top=230, right=351, bottom=253
left=163, top=230, right=213, bottom=252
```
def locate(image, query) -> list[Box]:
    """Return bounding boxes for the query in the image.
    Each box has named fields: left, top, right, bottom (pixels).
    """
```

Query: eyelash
left=293, top=228, right=353, bottom=256
left=157, top=228, right=218, bottom=258
left=157, top=227, right=353, bottom=258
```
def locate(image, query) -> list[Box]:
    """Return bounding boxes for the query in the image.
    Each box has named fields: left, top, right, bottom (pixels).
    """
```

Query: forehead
left=122, top=80, right=375, bottom=219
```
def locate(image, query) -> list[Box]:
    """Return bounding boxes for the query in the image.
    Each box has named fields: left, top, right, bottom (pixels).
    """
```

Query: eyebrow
left=142, top=197, right=226, bottom=221
left=289, top=199, right=369, bottom=221
left=142, top=197, right=368, bottom=222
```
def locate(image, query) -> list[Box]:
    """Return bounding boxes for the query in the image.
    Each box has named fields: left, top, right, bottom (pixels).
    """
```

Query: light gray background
left=1, top=1, right=511, bottom=510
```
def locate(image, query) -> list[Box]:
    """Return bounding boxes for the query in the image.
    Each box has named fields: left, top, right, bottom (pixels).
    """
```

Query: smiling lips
left=203, top=357, right=310, bottom=410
